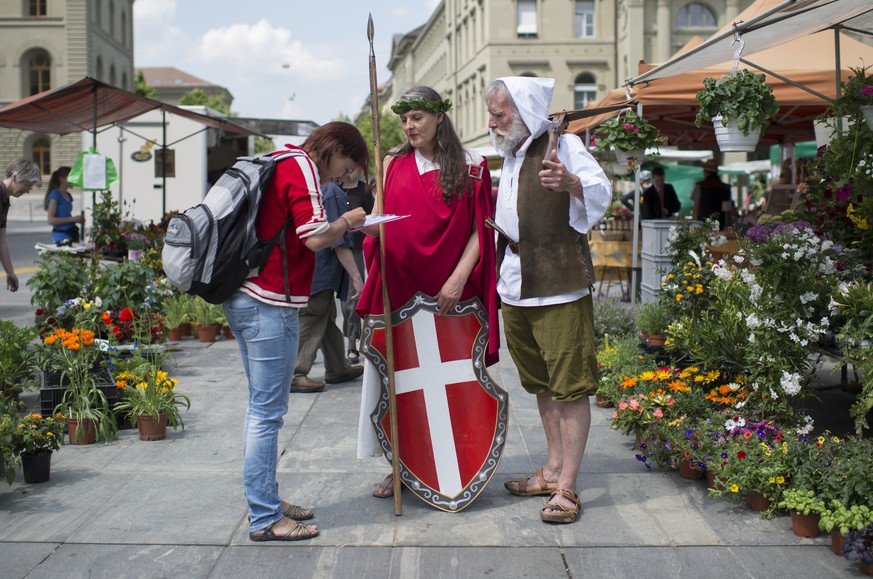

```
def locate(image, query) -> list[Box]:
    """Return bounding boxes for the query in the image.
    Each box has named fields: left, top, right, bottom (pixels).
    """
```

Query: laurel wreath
left=391, top=97, right=453, bottom=115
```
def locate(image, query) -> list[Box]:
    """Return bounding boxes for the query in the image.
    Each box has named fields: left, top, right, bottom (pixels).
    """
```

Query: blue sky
left=134, top=0, right=439, bottom=125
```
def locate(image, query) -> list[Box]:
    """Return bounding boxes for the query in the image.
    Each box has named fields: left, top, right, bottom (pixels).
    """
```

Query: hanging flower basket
left=712, top=115, right=760, bottom=152
left=593, top=110, right=663, bottom=175
left=614, top=149, right=646, bottom=175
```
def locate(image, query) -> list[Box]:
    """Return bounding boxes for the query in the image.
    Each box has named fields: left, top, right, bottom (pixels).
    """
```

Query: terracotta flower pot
left=196, top=324, right=219, bottom=343
left=860, top=559, right=873, bottom=576
left=745, top=491, right=770, bottom=512
left=66, top=417, right=97, bottom=445
left=831, top=529, right=844, bottom=555
left=21, top=452, right=52, bottom=483
left=136, top=413, right=169, bottom=441
left=647, top=334, right=666, bottom=347
left=706, top=470, right=725, bottom=491
left=178, top=322, right=193, bottom=336
left=679, top=459, right=705, bottom=480
left=790, top=511, right=821, bottom=538
left=168, top=326, right=183, bottom=342
left=223, top=325, right=234, bottom=340
left=595, top=393, right=613, bottom=408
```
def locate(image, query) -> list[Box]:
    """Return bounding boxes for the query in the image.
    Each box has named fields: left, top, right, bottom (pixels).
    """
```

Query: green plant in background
left=820, top=501, right=873, bottom=536
left=777, top=488, right=826, bottom=516
left=592, top=110, right=664, bottom=153
left=160, top=294, right=192, bottom=330
left=93, top=258, right=156, bottom=313
left=831, top=65, right=873, bottom=117
left=190, top=297, right=224, bottom=327
left=635, top=301, right=670, bottom=336
left=26, top=253, right=95, bottom=314
left=831, top=281, right=873, bottom=434
left=694, top=69, right=780, bottom=136
left=89, top=190, right=123, bottom=255
left=0, top=395, right=26, bottom=484
left=593, top=295, right=635, bottom=345
left=596, top=334, right=655, bottom=404
left=0, top=321, right=39, bottom=397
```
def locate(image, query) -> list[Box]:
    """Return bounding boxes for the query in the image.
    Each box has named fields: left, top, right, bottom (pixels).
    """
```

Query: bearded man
left=485, top=77, right=611, bottom=524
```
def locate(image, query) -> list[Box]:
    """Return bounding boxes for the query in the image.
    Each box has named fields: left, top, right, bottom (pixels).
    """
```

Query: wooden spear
left=367, top=13, right=402, bottom=516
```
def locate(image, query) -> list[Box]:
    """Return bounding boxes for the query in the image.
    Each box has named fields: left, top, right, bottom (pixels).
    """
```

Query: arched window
left=574, top=72, right=597, bottom=109
left=676, top=3, right=717, bottom=29
left=121, top=71, right=129, bottom=90
left=29, top=0, right=47, bottom=17
left=31, top=137, right=51, bottom=177
left=109, top=64, right=117, bottom=87
left=28, top=51, right=51, bottom=95
left=96, top=56, right=104, bottom=82
left=109, top=1, right=115, bottom=38
left=519, top=71, right=538, bottom=78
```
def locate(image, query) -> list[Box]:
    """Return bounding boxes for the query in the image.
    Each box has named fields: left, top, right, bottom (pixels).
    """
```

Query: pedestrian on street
left=1, top=159, right=43, bottom=292
left=222, top=122, right=368, bottom=542
left=485, top=77, right=611, bottom=524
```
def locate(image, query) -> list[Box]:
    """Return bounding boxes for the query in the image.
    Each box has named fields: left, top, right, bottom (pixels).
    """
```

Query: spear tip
left=368, top=14, right=374, bottom=41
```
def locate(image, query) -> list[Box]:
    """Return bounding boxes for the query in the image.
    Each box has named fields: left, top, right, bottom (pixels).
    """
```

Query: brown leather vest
left=496, top=133, right=595, bottom=299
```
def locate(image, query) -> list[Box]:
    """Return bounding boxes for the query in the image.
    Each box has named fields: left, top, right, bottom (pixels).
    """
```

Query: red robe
left=357, top=151, right=499, bottom=364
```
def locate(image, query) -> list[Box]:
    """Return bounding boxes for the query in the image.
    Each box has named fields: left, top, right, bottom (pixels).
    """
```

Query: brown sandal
left=249, top=518, right=319, bottom=542
left=504, top=468, right=558, bottom=496
left=283, top=503, right=314, bottom=521
left=372, top=473, right=395, bottom=498
left=540, top=489, right=581, bottom=524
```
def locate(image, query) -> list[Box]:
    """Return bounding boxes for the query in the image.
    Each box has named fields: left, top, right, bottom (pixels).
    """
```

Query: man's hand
left=6, top=272, right=18, bottom=292
left=342, top=208, right=366, bottom=230
left=539, top=150, right=581, bottom=194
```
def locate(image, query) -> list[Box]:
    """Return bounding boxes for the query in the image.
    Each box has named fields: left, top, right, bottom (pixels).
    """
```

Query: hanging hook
left=731, top=27, right=745, bottom=76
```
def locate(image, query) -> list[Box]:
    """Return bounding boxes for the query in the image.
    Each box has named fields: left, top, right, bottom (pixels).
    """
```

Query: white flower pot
left=712, top=115, right=760, bottom=152
left=813, top=117, right=850, bottom=147
left=613, top=149, right=644, bottom=175
left=862, top=106, right=873, bottom=130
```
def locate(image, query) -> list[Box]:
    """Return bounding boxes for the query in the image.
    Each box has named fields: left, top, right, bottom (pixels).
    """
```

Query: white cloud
left=133, top=0, right=176, bottom=24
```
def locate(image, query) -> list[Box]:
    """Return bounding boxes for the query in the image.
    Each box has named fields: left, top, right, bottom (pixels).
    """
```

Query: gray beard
left=491, top=120, right=529, bottom=153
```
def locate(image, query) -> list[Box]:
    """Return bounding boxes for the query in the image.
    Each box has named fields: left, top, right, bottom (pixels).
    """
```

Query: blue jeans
left=223, top=292, right=299, bottom=532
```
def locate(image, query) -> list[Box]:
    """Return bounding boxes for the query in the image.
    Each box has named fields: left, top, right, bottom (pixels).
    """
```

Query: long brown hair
left=302, top=122, right=369, bottom=180
left=390, top=86, right=470, bottom=202
left=44, top=166, right=71, bottom=210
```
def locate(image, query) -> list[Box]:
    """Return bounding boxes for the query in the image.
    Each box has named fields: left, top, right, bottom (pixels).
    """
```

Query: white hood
left=493, top=77, right=555, bottom=149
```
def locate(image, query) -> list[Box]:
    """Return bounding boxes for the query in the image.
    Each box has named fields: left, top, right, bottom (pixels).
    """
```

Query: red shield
left=362, top=292, right=508, bottom=512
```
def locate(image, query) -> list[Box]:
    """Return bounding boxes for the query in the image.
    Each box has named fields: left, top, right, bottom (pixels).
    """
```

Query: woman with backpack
left=222, top=122, right=368, bottom=542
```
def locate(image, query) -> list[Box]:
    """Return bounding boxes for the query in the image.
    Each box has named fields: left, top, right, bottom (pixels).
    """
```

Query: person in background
left=222, top=122, right=368, bottom=542
left=619, top=169, right=652, bottom=212
left=339, top=172, right=374, bottom=365
left=640, top=165, right=681, bottom=219
left=1, top=159, right=43, bottom=292
left=44, top=166, right=85, bottom=245
left=485, top=77, right=610, bottom=524
left=356, top=85, right=499, bottom=498
left=291, top=180, right=365, bottom=392
left=691, top=158, right=732, bottom=229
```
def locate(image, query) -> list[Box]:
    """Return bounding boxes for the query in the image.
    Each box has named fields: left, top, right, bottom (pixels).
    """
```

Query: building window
left=109, top=1, right=115, bottom=37
left=517, top=0, right=537, bottom=36
left=573, top=73, right=597, bottom=109
left=96, top=56, right=104, bottom=82
left=95, top=0, right=102, bottom=26
left=29, top=0, right=47, bottom=16
left=31, top=137, right=51, bottom=177
left=574, top=1, right=594, bottom=38
left=676, top=3, right=717, bottom=29
left=121, top=10, right=127, bottom=47
left=28, top=52, right=51, bottom=95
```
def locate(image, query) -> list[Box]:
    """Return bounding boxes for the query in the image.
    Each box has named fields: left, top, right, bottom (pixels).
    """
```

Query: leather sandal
left=504, top=468, right=558, bottom=496
left=249, top=518, right=319, bottom=542
left=283, top=503, right=314, bottom=521
left=372, top=473, right=395, bottom=498
left=540, top=489, right=581, bottom=524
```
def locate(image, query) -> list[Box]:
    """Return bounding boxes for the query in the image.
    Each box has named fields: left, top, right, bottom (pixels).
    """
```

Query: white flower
left=769, top=388, right=780, bottom=400
left=727, top=382, right=741, bottom=392
left=780, top=371, right=802, bottom=396
left=711, top=235, right=727, bottom=248
left=713, top=263, right=732, bottom=281
left=796, top=415, right=814, bottom=436
left=746, top=313, right=761, bottom=329
left=800, top=291, right=817, bottom=304
left=733, top=254, right=745, bottom=264
left=735, top=400, right=746, bottom=409
left=821, top=240, right=834, bottom=252
left=725, top=416, right=746, bottom=430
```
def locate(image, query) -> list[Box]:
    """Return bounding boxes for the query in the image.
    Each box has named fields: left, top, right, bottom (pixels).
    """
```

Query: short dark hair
left=302, top=122, right=369, bottom=179
left=651, top=166, right=665, bottom=177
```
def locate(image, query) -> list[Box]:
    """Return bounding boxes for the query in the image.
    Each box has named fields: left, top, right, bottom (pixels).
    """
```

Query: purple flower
left=862, top=85, right=873, bottom=96
left=836, top=185, right=853, bottom=202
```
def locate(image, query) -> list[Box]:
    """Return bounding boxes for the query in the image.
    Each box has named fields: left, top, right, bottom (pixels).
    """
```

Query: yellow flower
left=847, top=203, right=870, bottom=230
left=704, top=369, right=721, bottom=383
left=817, top=436, right=825, bottom=445
left=833, top=436, right=841, bottom=443
left=775, top=476, right=785, bottom=484
left=655, top=369, right=672, bottom=381
left=769, top=477, right=775, bottom=483
left=695, top=284, right=704, bottom=295
left=639, top=371, right=657, bottom=381
left=666, top=273, right=674, bottom=280
left=730, top=484, right=739, bottom=493
left=675, top=293, right=683, bottom=301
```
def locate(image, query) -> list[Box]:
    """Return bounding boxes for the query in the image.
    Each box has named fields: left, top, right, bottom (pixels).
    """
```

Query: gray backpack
left=162, top=150, right=302, bottom=304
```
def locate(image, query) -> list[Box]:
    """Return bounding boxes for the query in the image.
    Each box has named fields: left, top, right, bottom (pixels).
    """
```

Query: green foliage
left=0, top=322, right=39, bottom=395
left=777, top=488, right=826, bottom=516
left=593, top=110, right=664, bottom=153
left=0, top=395, right=26, bottom=484
left=160, top=294, right=193, bottom=329
left=254, top=137, right=275, bottom=154
left=820, top=501, right=873, bottom=535
left=26, top=253, right=95, bottom=312
left=694, top=70, right=780, bottom=136
left=189, top=297, right=224, bottom=326
left=93, top=259, right=156, bottom=312
left=635, top=301, right=669, bottom=335
left=831, top=282, right=873, bottom=433
left=596, top=334, right=655, bottom=403
left=134, top=70, right=157, bottom=99
left=13, top=411, right=65, bottom=455
left=113, top=351, right=189, bottom=429
left=593, top=295, right=635, bottom=344
left=354, top=109, right=405, bottom=177
left=180, top=88, right=232, bottom=115
left=832, top=65, right=873, bottom=117
left=90, top=191, right=123, bottom=254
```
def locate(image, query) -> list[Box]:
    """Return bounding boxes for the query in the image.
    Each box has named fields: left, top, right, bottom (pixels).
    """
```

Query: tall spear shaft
left=367, top=13, right=402, bottom=516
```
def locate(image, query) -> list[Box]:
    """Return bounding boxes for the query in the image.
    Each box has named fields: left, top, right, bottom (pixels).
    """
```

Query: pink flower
left=653, top=408, right=663, bottom=418
left=862, top=85, right=873, bottom=96
left=618, top=401, right=629, bottom=411
left=629, top=398, right=640, bottom=410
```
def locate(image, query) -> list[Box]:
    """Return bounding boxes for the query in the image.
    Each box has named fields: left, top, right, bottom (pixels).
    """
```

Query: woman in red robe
left=355, top=86, right=499, bottom=497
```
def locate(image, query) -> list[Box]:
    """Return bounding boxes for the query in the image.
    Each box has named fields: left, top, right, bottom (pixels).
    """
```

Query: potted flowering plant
left=635, top=301, right=670, bottom=346
left=840, top=523, right=873, bottom=575
left=777, top=488, right=826, bottom=538
left=694, top=69, right=780, bottom=151
left=0, top=321, right=39, bottom=399
left=831, top=65, right=873, bottom=127
left=593, top=110, right=663, bottom=172
left=113, top=353, right=190, bottom=441
left=13, top=412, right=65, bottom=483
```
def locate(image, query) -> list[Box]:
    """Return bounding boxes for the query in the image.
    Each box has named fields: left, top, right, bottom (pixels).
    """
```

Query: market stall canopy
left=0, top=77, right=261, bottom=137
left=630, top=0, right=873, bottom=86
left=569, top=30, right=873, bottom=147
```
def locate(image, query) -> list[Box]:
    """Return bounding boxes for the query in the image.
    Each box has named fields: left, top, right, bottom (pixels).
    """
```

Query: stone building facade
left=384, top=0, right=754, bottom=149
left=0, top=0, right=135, bottom=183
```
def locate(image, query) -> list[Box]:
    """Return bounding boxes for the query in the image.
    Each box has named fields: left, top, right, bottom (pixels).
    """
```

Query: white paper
left=82, top=154, right=107, bottom=189
left=351, top=214, right=410, bottom=231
